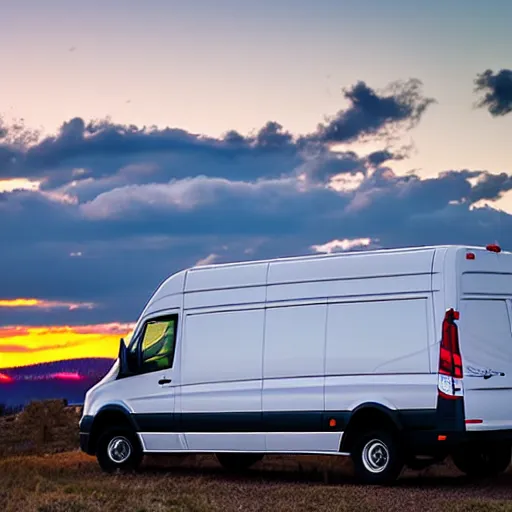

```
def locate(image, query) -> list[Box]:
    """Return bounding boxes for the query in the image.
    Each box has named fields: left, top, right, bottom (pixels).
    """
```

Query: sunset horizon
left=0, top=319, right=133, bottom=369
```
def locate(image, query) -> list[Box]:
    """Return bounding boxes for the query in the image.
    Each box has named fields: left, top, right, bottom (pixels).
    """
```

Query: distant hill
left=0, top=358, right=115, bottom=379
left=0, top=358, right=116, bottom=408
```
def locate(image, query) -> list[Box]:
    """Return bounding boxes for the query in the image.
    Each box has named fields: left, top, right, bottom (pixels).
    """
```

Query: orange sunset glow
left=0, top=323, right=135, bottom=369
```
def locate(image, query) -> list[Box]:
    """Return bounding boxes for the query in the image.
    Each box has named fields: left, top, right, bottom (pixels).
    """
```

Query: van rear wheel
left=216, top=453, right=263, bottom=472
left=452, top=442, right=511, bottom=478
left=96, top=426, right=143, bottom=474
left=351, top=429, right=404, bottom=485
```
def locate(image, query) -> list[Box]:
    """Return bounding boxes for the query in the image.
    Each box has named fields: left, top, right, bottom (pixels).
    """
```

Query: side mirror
left=118, top=338, right=129, bottom=377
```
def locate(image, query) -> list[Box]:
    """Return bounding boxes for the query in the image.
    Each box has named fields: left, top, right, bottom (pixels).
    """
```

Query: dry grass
left=3, top=451, right=512, bottom=512
left=0, top=399, right=80, bottom=457
left=2, top=401, right=512, bottom=511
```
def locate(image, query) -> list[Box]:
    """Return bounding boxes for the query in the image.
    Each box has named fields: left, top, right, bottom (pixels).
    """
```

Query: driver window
left=140, top=315, right=177, bottom=373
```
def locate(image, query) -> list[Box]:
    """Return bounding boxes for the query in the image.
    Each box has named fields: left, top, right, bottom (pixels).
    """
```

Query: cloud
left=311, top=238, right=376, bottom=254
left=0, top=342, right=82, bottom=353
left=1, top=75, right=511, bottom=338
left=475, top=69, right=512, bottom=116
left=1, top=166, right=512, bottom=330
left=366, top=147, right=410, bottom=167
left=0, top=323, right=134, bottom=338
left=0, top=327, right=30, bottom=338
left=297, top=150, right=364, bottom=185
left=0, top=116, right=302, bottom=191
left=0, top=78, right=432, bottom=193
left=313, top=79, right=435, bottom=144
left=195, top=254, right=221, bottom=266
left=0, top=298, right=95, bottom=310
left=468, top=172, right=512, bottom=203
left=0, top=178, right=39, bottom=193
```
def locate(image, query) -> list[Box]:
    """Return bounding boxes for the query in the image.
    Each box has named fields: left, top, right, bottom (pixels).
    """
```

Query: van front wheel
left=351, top=430, right=404, bottom=485
left=452, top=442, right=511, bottom=478
left=96, top=426, right=143, bottom=474
left=216, top=453, right=263, bottom=472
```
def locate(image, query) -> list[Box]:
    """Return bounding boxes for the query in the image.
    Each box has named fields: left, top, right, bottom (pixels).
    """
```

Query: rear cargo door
left=459, top=299, right=512, bottom=429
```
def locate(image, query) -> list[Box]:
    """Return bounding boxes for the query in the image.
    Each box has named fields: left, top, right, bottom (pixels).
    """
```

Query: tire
left=216, top=453, right=264, bottom=472
left=351, top=430, right=404, bottom=485
left=452, top=442, right=511, bottom=478
left=96, top=426, right=143, bottom=474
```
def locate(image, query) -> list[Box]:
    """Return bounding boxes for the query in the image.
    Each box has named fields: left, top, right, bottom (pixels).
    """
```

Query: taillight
left=437, top=308, right=464, bottom=400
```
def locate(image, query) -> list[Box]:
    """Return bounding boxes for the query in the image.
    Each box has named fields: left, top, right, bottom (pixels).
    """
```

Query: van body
left=79, top=244, right=512, bottom=483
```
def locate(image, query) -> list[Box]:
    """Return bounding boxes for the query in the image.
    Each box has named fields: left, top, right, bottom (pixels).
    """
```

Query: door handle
left=158, top=378, right=172, bottom=385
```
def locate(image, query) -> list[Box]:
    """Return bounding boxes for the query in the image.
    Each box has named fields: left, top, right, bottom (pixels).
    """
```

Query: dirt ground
left=2, top=401, right=512, bottom=511
left=2, top=450, right=512, bottom=512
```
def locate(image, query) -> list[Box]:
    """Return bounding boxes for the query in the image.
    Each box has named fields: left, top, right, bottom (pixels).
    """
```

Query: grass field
left=2, top=401, right=512, bottom=511
left=4, top=451, right=512, bottom=512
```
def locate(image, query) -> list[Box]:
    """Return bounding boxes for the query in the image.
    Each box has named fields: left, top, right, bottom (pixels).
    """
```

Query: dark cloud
left=0, top=116, right=300, bottom=185
left=0, top=116, right=40, bottom=146
left=313, top=79, right=435, bottom=144
left=255, top=122, right=294, bottom=149
left=475, top=69, right=512, bottom=117
left=298, top=150, right=364, bottom=184
left=2, top=164, right=512, bottom=327
left=367, top=149, right=396, bottom=166
left=469, top=172, right=512, bottom=203
left=0, top=77, right=433, bottom=191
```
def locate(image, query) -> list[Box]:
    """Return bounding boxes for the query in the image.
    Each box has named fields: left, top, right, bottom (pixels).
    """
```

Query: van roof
left=189, top=244, right=500, bottom=272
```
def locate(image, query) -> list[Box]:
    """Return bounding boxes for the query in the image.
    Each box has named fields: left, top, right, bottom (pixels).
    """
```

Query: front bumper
left=79, top=415, right=95, bottom=455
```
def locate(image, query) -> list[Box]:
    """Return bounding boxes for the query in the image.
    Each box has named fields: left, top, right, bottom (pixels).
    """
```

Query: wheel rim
left=107, top=436, right=132, bottom=464
left=362, top=439, right=390, bottom=474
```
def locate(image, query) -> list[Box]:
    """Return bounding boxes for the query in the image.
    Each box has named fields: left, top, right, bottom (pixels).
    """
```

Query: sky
left=0, top=0, right=511, bottom=369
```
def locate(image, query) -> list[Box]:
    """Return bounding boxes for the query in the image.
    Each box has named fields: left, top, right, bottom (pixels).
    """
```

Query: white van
left=79, top=244, right=512, bottom=484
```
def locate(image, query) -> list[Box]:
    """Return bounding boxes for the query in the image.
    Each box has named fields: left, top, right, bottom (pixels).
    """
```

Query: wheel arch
left=88, top=404, right=137, bottom=454
left=340, top=402, right=403, bottom=453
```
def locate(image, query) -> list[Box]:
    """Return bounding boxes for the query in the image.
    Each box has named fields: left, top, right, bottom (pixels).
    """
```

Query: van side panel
left=267, top=275, right=432, bottom=304
left=182, top=309, right=264, bottom=385
left=325, top=296, right=438, bottom=420
left=267, top=249, right=435, bottom=285
left=263, top=303, right=326, bottom=378
left=186, top=263, right=268, bottom=291
left=180, top=309, right=265, bottom=451
left=262, top=303, right=338, bottom=452
left=184, top=287, right=266, bottom=310
left=325, top=298, right=430, bottom=376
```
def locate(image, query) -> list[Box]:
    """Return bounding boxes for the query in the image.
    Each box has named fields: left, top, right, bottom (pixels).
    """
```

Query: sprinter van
left=79, top=244, right=512, bottom=484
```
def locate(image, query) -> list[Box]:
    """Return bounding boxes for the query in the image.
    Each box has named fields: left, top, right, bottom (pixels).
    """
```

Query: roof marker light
left=466, top=252, right=475, bottom=260
left=486, top=244, right=501, bottom=253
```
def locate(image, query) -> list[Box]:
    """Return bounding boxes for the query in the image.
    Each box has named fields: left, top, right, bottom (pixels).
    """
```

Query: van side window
left=140, top=316, right=177, bottom=373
